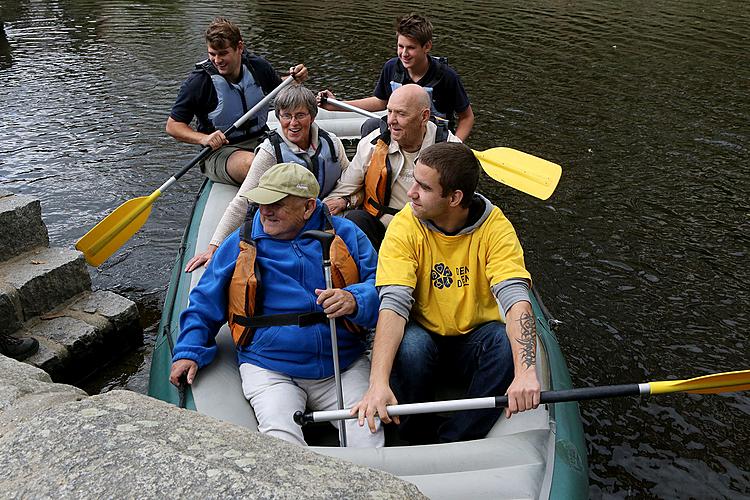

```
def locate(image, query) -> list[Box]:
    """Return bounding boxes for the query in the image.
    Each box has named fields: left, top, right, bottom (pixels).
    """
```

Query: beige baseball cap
left=242, top=162, right=320, bottom=204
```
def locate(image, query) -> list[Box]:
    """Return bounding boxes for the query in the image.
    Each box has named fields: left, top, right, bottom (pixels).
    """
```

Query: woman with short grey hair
left=273, top=84, right=319, bottom=121
left=185, top=83, right=350, bottom=272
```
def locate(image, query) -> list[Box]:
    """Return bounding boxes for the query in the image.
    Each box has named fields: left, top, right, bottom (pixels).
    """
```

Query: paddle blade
left=648, top=370, right=750, bottom=395
left=473, top=147, right=562, bottom=200
left=75, top=195, right=154, bottom=267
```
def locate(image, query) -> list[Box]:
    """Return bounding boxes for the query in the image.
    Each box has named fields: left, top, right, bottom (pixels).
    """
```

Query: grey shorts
left=200, top=135, right=265, bottom=186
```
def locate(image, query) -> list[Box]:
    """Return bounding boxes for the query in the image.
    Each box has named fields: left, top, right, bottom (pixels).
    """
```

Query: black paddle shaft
left=495, top=384, right=641, bottom=407
left=173, top=124, right=238, bottom=181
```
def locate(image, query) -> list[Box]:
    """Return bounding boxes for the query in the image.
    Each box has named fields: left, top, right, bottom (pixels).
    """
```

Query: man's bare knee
left=227, top=151, right=254, bottom=184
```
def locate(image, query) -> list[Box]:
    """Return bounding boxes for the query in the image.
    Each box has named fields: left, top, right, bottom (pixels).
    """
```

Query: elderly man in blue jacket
left=170, top=162, right=383, bottom=447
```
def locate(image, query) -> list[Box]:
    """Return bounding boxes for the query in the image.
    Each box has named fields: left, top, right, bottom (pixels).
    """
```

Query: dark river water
left=1, top=1, right=748, bottom=497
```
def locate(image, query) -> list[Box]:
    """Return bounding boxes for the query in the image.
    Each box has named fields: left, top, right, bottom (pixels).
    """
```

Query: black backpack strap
left=321, top=203, right=336, bottom=230
left=370, top=125, right=391, bottom=146
left=434, top=120, right=450, bottom=142
left=366, top=199, right=399, bottom=217
left=239, top=203, right=259, bottom=243
left=195, top=59, right=217, bottom=75
left=384, top=155, right=394, bottom=211
left=424, top=56, right=447, bottom=88
left=392, top=56, right=446, bottom=88
left=267, top=131, right=285, bottom=164
left=392, top=59, right=406, bottom=84
left=379, top=118, right=389, bottom=135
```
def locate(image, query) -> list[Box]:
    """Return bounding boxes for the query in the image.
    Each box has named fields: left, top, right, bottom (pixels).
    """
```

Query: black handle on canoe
left=301, top=230, right=335, bottom=261
left=294, top=410, right=312, bottom=425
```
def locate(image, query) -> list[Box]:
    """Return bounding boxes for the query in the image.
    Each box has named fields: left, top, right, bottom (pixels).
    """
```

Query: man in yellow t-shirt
left=352, top=142, right=541, bottom=443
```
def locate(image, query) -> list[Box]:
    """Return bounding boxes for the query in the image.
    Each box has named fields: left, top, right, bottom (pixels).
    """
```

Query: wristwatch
left=344, top=197, right=352, bottom=210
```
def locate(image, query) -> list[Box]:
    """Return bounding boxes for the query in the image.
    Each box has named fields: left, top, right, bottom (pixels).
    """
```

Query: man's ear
left=423, top=40, right=433, bottom=54
left=303, top=198, right=317, bottom=219
left=421, top=107, right=431, bottom=124
left=449, top=189, right=464, bottom=208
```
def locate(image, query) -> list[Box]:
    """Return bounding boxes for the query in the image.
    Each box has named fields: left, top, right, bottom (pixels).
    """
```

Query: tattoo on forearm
left=516, top=312, right=536, bottom=369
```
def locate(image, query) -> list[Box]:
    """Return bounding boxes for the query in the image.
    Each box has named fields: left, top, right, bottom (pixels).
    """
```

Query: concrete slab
left=69, top=290, right=140, bottom=332
left=0, top=247, right=91, bottom=320
left=30, top=316, right=101, bottom=360
left=0, top=193, right=48, bottom=262
left=24, top=335, right=71, bottom=381
left=18, top=291, right=142, bottom=383
left=0, top=354, right=87, bottom=435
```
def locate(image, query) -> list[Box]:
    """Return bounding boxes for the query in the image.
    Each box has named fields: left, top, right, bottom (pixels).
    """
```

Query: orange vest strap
left=363, top=140, right=393, bottom=218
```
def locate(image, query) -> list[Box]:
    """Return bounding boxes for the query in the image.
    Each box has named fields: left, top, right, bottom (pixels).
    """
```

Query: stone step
left=0, top=281, right=23, bottom=337
left=0, top=247, right=91, bottom=332
left=0, top=191, right=49, bottom=263
left=20, top=290, right=142, bottom=382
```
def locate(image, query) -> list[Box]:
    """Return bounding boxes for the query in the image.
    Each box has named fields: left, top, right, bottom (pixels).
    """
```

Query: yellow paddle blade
left=473, top=147, right=562, bottom=200
left=75, top=192, right=159, bottom=267
left=648, top=370, right=750, bottom=395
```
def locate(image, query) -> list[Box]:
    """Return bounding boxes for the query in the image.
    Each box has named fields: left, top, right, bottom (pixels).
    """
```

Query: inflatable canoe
left=147, top=108, right=588, bottom=499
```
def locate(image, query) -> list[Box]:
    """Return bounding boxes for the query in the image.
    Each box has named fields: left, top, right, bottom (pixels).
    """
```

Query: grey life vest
left=198, top=60, right=268, bottom=142
left=267, top=129, right=342, bottom=199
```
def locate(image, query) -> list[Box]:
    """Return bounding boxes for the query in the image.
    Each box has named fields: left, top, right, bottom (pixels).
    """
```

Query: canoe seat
left=313, top=429, right=551, bottom=499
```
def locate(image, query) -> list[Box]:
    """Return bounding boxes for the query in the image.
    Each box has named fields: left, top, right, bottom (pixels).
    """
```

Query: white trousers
left=239, top=355, right=384, bottom=448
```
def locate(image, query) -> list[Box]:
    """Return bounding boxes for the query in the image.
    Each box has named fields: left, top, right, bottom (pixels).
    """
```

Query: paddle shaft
left=322, top=95, right=449, bottom=122
left=295, top=368, right=750, bottom=424
left=300, top=230, right=347, bottom=446
left=322, top=96, right=381, bottom=120
left=295, top=384, right=642, bottom=424
left=323, top=262, right=347, bottom=446
left=322, top=96, right=560, bottom=200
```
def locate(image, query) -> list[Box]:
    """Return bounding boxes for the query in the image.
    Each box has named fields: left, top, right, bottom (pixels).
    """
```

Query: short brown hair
left=205, top=17, right=242, bottom=49
left=418, top=143, right=479, bottom=208
left=395, top=14, right=433, bottom=46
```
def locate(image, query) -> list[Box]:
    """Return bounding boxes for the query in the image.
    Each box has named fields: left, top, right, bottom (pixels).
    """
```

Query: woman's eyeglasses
left=279, top=112, right=310, bottom=122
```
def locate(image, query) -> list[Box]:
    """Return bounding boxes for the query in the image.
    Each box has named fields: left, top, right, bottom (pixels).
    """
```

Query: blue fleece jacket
left=172, top=201, right=379, bottom=379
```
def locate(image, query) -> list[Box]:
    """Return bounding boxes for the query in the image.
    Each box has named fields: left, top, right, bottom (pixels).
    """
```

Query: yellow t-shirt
left=376, top=203, right=531, bottom=336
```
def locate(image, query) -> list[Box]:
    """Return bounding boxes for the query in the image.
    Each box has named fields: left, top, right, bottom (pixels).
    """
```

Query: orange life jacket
left=227, top=207, right=364, bottom=347
left=363, top=126, right=448, bottom=218
left=363, top=138, right=398, bottom=218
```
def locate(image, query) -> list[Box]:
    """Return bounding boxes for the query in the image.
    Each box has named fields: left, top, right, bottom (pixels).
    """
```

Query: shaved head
left=390, top=84, right=431, bottom=112
left=386, top=84, right=432, bottom=151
